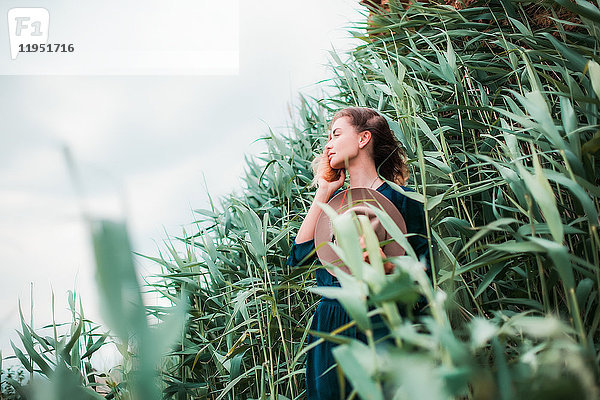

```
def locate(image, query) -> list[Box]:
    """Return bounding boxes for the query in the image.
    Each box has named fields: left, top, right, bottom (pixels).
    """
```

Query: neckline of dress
left=347, top=181, right=388, bottom=191
left=330, top=181, right=389, bottom=203
left=375, top=181, right=388, bottom=192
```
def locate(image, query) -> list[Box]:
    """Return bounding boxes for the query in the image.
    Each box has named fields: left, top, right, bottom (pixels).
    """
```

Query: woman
left=286, top=107, right=431, bottom=399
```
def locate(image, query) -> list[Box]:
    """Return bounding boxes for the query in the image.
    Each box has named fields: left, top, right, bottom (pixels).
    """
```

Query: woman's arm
left=295, top=155, right=345, bottom=243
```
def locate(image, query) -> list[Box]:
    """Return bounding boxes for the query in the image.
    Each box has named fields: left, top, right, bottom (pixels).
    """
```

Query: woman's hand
left=359, top=236, right=395, bottom=274
left=315, top=151, right=345, bottom=196
left=295, top=153, right=344, bottom=244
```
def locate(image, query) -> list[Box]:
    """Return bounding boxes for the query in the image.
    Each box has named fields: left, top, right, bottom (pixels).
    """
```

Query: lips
left=328, top=152, right=335, bottom=160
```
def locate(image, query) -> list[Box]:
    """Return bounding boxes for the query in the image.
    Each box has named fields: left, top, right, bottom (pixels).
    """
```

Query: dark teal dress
left=286, top=182, right=432, bottom=400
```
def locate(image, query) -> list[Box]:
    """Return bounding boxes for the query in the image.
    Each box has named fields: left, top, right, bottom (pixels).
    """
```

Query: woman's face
left=325, top=116, right=363, bottom=170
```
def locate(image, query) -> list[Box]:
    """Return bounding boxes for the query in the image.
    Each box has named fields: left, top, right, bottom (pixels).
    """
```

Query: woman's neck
left=347, top=157, right=381, bottom=188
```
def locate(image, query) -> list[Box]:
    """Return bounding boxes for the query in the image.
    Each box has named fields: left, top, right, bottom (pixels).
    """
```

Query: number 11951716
left=18, top=43, right=74, bottom=53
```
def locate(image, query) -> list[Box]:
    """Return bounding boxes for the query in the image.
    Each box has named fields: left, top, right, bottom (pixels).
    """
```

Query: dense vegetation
left=3, top=0, right=600, bottom=398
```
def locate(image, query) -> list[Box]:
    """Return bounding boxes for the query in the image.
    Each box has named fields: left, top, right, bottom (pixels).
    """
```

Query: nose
left=325, top=138, right=333, bottom=151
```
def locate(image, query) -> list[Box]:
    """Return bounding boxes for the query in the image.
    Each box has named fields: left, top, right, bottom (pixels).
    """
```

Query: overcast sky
left=0, top=1, right=366, bottom=370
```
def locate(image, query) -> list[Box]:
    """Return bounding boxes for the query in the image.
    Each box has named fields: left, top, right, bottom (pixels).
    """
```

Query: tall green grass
left=346, top=0, right=600, bottom=339
left=148, top=0, right=599, bottom=398
left=6, top=290, right=110, bottom=400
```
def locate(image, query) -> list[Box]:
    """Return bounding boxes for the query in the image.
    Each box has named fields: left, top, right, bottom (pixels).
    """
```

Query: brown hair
left=326, top=107, right=409, bottom=186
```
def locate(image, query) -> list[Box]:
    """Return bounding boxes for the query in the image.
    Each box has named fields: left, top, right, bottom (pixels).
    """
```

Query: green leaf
left=10, top=340, right=32, bottom=372
left=319, top=202, right=365, bottom=279
left=543, top=33, right=587, bottom=72
left=576, top=278, right=594, bottom=311
left=81, top=333, right=109, bottom=360
left=510, top=316, right=571, bottom=338
left=460, top=218, right=520, bottom=254
left=385, top=353, right=450, bottom=399
left=474, top=264, right=506, bottom=298
left=308, top=268, right=371, bottom=331
left=358, top=214, right=385, bottom=285
left=587, top=60, right=600, bottom=100
left=332, top=340, right=383, bottom=400
left=91, top=219, right=146, bottom=343
left=470, top=318, right=498, bottom=349
left=61, top=314, right=83, bottom=358
left=514, top=146, right=564, bottom=243
left=235, top=205, right=266, bottom=258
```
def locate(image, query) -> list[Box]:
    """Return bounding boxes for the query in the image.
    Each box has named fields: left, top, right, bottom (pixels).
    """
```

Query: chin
left=330, top=160, right=344, bottom=170
left=329, top=156, right=345, bottom=169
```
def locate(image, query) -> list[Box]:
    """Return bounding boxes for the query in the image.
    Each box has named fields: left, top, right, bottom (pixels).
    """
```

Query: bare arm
left=295, top=154, right=345, bottom=243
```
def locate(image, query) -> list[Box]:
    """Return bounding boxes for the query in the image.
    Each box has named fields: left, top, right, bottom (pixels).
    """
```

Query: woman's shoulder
left=380, top=182, right=422, bottom=211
